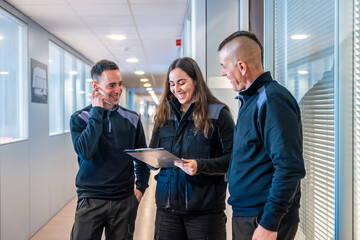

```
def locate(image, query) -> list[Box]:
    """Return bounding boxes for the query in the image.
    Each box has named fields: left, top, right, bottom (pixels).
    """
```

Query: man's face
left=219, top=49, right=244, bottom=92
left=94, top=70, right=123, bottom=109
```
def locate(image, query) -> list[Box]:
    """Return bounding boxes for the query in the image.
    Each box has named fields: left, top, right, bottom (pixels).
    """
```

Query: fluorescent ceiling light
left=107, top=34, right=126, bottom=40
left=146, top=88, right=153, bottom=91
left=126, top=58, right=138, bottom=63
left=290, top=34, right=309, bottom=40
left=69, top=71, right=78, bottom=75
left=140, top=78, right=149, bottom=82
left=148, top=90, right=154, bottom=94
left=135, top=70, right=145, bottom=75
left=0, top=71, right=8, bottom=75
left=298, top=70, right=309, bottom=75
left=143, top=83, right=151, bottom=87
left=0, top=35, right=3, bottom=40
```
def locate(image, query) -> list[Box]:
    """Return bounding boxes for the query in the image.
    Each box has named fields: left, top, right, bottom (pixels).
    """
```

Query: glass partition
left=0, top=8, right=28, bottom=144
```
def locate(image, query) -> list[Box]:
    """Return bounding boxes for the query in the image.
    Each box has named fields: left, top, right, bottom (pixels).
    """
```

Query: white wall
left=186, top=0, right=240, bottom=118
left=206, top=0, right=240, bottom=119
left=0, top=2, right=89, bottom=239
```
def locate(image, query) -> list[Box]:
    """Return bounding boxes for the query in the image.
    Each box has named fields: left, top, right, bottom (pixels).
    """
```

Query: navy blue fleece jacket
left=70, top=104, right=150, bottom=200
left=228, top=71, right=305, bottom=231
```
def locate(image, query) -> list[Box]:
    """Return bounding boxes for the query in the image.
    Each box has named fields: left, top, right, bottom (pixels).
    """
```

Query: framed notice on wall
left=31, top=58, right=48, bottom=104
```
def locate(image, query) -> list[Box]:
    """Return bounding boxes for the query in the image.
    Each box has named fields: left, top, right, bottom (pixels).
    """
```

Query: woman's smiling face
left=169, top=67, right=196, bottom=110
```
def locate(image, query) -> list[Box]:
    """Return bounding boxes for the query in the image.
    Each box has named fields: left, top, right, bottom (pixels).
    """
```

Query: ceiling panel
left=11, top=5, right=75, bottom=17
left=6, top=0, right=66, bottom=5
left=140, top=32, right=180, bottom=40
left=71, top=4, right=130, bottom=17
left=68, top=0, right=127, bottom=4
left=7, top=0, right=188, bottom=100
left=82, top=16, right=134, bottom=26
left=50, top=31, right=95, bottom=40
left=89, top=25, right=137, bottom=35
left=35, top=16, right=85, bottom=31
left=135, top=15, right=184, bottom=25
left=130, top=0, right=187, bottom=3
left=137, top=24, right=181, bottom=34
left=131, top=3, right=187, bottom=16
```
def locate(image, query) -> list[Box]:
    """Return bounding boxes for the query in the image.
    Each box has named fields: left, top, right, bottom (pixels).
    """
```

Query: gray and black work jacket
left=149, top=100, right=235, bottom=214
left=70, top=104, right=150, bottom=200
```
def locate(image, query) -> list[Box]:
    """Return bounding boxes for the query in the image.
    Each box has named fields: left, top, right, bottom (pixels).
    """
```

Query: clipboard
left=124, top=148, right=182, bottom=168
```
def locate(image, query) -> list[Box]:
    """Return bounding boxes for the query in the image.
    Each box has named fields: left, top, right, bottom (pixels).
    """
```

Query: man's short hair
left=218, top=31, right=263, bottom=64
left=91, top=59, right=119, bottom=81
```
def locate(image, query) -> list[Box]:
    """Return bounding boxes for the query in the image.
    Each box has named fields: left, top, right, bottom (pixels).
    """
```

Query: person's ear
left=237, top=61, right=247, bottom=76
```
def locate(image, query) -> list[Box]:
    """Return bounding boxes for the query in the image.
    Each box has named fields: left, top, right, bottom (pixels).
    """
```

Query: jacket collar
left=239, top=71, right=272, bottom=97
left=169, top=99, right=195, bottom=121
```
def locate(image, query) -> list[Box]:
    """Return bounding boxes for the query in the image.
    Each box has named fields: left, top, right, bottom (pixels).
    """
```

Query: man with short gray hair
left=218, top=31, right=305, bottom=240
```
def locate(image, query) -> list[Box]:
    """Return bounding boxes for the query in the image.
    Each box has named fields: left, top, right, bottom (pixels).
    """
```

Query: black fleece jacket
left=150, top=101, right=235, bottom=213
left=228, top=72, right=306, bottom=231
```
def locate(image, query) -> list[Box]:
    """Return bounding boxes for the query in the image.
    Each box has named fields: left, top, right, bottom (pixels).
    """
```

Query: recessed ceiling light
left=0, top=71, right=8, bottom=75
left=69, top=71, right=78, bottom=75
left=290, top=34, right=308, bottom=40
left=106, top=34, right=126, bottom=40
left=140, top=78, right=149, bottom=82
left=143, top=83, right=151, bottom=87
left=146, top=88, right=153, bottom=91
left=135, top=70, right=145, bottom=75
left=0, top=36, right=3, bottom=40
left=126, top=58, right=139, bottom=63
left=298, top=70, right=309, bottom=75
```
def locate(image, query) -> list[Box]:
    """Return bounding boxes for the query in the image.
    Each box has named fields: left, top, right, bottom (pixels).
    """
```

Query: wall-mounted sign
left=31, top=59, right=48, bottom=104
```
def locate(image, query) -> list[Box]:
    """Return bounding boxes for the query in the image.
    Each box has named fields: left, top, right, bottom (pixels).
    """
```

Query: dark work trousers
left=71, top=195, right=139, bottom=240
left=154, top=208, right=227, bottom=240
left=232, top=216, right=298, bottom=240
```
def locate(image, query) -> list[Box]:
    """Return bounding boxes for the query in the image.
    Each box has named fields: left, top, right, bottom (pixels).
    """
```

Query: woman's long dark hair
left=153, top=57, right=230, bottom=138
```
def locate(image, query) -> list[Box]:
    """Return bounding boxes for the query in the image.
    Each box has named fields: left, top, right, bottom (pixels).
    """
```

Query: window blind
left=273, top=0, right=335, bottom=239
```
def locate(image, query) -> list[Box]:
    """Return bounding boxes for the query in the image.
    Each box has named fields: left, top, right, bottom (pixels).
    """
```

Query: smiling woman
left=0, top=7, right=28, bottom=144
left=149, top=57, right=235, bottom=240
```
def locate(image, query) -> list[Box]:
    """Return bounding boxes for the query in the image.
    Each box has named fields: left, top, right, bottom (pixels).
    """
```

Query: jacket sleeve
left=134, top=118, right=150, bottom=194
left=196, top=108, right=235, bottom=175
left=70, top=107, right=104, bottom=160
left=258, top=96, right=306, bottom=231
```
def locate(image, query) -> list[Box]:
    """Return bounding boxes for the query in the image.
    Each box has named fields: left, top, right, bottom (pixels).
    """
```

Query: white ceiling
left=6, top=0, right=188, bottom=94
